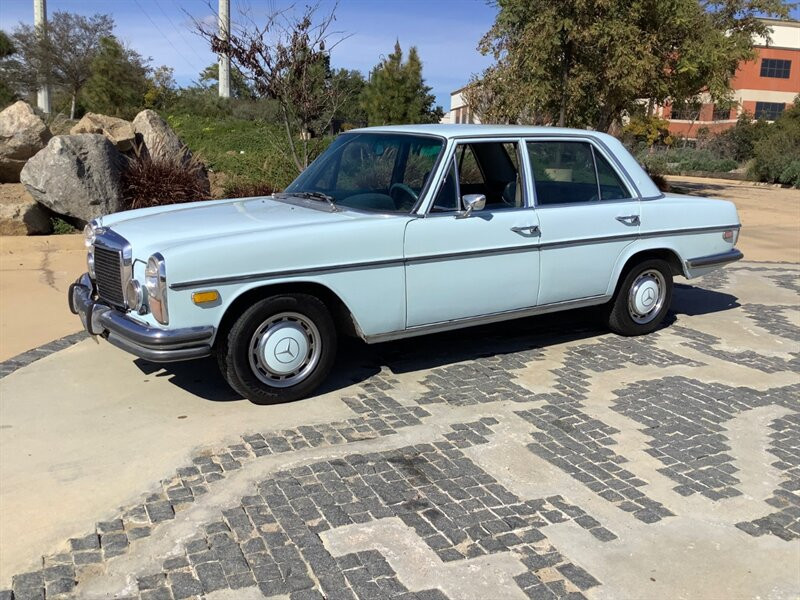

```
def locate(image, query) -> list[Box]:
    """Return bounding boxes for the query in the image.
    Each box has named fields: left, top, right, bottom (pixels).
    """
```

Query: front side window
left=526, top=141, right=631, bottom=205
left=760, top=58, right=791, bottom=79
left=754, top=102, right=786, bottom=121
left=430, top=141, right=525, bottom=213
left=285, top=133, right=444, bottom=213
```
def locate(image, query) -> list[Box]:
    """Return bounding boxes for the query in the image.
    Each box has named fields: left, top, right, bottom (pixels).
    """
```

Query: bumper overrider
left=68, top=273, right=213, bottom=362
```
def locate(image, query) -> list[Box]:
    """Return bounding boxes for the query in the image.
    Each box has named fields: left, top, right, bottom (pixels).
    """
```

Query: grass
left=165, top=114, right=302, bottom=191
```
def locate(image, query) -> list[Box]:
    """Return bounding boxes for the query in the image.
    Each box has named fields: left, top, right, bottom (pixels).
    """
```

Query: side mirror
left=458, top=194, right=486, bottom=219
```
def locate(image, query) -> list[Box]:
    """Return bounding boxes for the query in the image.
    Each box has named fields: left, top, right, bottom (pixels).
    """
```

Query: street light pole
left=33, top=0, right=51, bottom=114
left=218, top=0, right=231, bottom=98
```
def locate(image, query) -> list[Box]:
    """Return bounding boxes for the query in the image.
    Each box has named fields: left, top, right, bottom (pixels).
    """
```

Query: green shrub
left=749, top=98, right=800, bottom=187
left=700, top=113, right=771, bottom=163
left=51, top=217, right=77, bottom=234
left=638, top=147, right=737, bottom=175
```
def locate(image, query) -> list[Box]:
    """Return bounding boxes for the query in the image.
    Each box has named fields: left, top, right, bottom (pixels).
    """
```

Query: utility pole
left=218, top=0, right=231, bottom=98
left=33, top=0, right=51, bottom=114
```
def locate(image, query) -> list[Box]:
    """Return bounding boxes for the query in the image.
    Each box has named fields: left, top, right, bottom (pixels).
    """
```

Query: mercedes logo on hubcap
left=642, top=287, right=656, bottom=307
left=274, top=338, right=300, bottom=363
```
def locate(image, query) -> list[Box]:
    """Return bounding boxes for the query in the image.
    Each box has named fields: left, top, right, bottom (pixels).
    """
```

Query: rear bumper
left=685, top=248, right=744, bottom=269
left=68, top=273, right=213, bottom=362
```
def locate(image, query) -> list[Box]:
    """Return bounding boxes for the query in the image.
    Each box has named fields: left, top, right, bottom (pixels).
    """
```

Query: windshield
left=284, top=133, right=444, bottom=213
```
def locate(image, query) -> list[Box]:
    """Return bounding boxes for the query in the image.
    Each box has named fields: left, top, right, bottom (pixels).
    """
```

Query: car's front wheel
left=606, top=258, right=673, bottom=336
left=217, top=293, right=337, bottom=404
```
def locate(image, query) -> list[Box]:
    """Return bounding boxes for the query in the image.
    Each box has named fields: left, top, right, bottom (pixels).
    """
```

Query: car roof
left=346, top=123, right=611, bottom=140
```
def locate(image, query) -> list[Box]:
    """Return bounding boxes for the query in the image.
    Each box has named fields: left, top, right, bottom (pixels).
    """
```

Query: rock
left=20, top=134, right=124, bottom=223
left=132, top=109, right=210, bottom=194
left=0, top=183, right=52, bottom=234
left=0, top=101, right=52, bottom=183
left=70, top=113, right=135, bottom=152
left=132, top=109, right=188, bottom=163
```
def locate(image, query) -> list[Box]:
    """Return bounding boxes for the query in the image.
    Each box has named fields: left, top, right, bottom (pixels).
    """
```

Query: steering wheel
left=389, top=183, right=419, bottom=210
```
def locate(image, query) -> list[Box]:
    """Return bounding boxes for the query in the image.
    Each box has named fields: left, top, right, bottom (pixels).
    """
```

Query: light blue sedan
left=69, top=125, right=742, bottom=403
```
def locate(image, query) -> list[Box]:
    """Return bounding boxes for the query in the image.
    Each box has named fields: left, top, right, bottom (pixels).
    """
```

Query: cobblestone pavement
left=1, top=262, right=799, bottom=600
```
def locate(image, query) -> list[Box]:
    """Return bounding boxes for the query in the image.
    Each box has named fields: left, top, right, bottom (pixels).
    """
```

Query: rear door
left=525, top=139, right=640, bottom=305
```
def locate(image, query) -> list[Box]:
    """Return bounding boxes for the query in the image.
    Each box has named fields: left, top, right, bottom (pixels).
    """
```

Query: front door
left=525, top=139, right=640, bottom=305
left=404, top=140, right=541, bottom=327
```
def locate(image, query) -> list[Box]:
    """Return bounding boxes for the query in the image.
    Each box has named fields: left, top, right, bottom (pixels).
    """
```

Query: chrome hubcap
left=249, top=312, right=321, bottom=388
left=628, top=269, right=666, bottom=324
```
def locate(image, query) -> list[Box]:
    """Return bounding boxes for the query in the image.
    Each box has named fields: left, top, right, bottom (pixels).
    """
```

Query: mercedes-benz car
left=69, top=125, right=742, bottom=403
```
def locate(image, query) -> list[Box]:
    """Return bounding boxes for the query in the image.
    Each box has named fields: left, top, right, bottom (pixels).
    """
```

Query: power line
left=156, top=0, right=208, bottom=67
left=132, top=0, right=198, bottom=74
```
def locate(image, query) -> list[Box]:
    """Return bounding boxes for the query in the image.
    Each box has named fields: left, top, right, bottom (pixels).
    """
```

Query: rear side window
left=526, top=141, right=631, bottom=205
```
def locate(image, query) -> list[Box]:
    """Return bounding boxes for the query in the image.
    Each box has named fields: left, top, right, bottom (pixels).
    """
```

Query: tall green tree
left=81, top=36, right=150, bottom=119
left=0, top=31, right=17, bottom=106
left=5, top=12, right=114, bottom=118
left=467, top=0, right=792, bottom=131
left=199, top=63, right=255, bottom=99
left=361, top=42, right=443, bottom=126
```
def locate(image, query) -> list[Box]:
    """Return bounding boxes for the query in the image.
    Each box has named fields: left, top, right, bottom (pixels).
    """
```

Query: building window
left=754, top=102, right=785, bottom=121
left=670, top=102, right=700, bottom=121
left=712, top=105, right=732, bottom=121
left=760, top=58, right=791, bottom=79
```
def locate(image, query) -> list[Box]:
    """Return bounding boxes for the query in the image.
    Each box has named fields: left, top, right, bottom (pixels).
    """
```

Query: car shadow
left=131, top=284, right=739, bottom=403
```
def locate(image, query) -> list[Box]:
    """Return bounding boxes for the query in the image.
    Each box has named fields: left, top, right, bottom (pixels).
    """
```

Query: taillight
left=722, top=229, right=738, bottom=244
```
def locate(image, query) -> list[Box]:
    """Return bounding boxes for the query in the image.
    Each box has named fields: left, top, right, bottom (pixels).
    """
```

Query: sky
left=0, top=0, right=499, bottom=110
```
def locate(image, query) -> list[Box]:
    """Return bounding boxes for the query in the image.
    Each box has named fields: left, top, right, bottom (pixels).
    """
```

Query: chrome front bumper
left=68, top=273, right=213, bottom=362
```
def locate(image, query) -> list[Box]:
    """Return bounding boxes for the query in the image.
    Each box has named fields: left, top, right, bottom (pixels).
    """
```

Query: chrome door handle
left=511, top=225, right=540, bottom=235
left=616, top=215, right=640, bottom=226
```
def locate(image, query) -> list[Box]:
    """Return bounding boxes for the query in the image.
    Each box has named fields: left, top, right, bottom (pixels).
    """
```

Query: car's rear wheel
left=606, top=258, right=673, bottom=336
left=217, top=293, right=337, bottom=404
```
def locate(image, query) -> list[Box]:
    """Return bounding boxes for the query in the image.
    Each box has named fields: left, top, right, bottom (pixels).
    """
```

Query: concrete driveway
left=1, top=261, right=798, bottom=599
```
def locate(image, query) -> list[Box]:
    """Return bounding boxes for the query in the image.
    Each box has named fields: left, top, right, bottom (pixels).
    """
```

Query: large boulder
left=20, top=134, right=124, bottom=223
left=70, top=112, right=135, bottom=152
left=0, top=101, right=52, bottom=183
left=132, top=109, right=210, bottom=194
left=132, top=109, right=188, bottom=163
left=0, top=183, right=52, bottom=235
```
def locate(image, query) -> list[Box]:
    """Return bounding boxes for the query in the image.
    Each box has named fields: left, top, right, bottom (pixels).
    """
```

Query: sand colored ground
left=0, top=177, right=797, bottom=361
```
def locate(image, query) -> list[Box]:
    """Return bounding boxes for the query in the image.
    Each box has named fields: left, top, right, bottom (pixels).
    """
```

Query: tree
left=469, top=0, right=791, bottom=131
left=196, top=4, right=351, bottom=172
left=199, top=62, right=255, bottom=99
left=361, top=41, right=443, bottom=126
left=145, top=65, right=177, bottom=110
left=0, top=31, right=17, bottom=106
left=330, top=68, right=366, bottom=127
left=6, top=12, right=114, bottom=119
left=81, top=36, right=150, bottom=119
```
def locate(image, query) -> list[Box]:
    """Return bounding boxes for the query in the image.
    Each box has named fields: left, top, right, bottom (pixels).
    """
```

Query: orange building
left=663, top=18, right=800, bottom=138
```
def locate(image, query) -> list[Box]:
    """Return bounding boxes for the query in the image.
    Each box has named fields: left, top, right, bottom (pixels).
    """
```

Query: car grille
left=94, top=245, right=126, bottom=307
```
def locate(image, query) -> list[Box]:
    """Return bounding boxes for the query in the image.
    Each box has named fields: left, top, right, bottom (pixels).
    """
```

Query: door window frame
left=522, top=137, right=639, bottom=209
left=417, top=137, right=534, bottom=217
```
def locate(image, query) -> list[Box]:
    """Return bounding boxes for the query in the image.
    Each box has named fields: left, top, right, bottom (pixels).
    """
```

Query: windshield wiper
left=277, top=191, right=338, bottom=212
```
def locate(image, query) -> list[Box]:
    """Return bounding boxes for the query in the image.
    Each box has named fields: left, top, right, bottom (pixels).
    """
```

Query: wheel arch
left=607, top=244, right=685, bottom=297
left=214, top=280, right=363, bottom=348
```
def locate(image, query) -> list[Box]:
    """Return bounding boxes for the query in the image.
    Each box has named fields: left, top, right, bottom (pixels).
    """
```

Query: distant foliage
left=361, top=42, right=443, bottom=126
left=621, top=115, right=673, bottom=151
left=82, top=36, right=149, bottom=119
left=639, top=148, right=738, bottom=175
left=121, top=145, right=210, bottom=210
left=749, top=98, right=800, bottom=188
left=699, top=113, right=771, bottom=163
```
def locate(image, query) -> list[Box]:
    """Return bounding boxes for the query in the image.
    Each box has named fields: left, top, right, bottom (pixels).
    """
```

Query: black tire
left=216, top=293, right=337, bottom=404
left=606, top=258, right=673, bottom=336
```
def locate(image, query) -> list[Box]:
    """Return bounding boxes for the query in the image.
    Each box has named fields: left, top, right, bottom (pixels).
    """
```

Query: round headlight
left=83, top=222, right=96, bottom=248
left=126, top=279, right=145, bottom=313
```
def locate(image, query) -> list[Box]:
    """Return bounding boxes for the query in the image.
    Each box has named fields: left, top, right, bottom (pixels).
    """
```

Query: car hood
left=100, top=196, right=371, bottom=250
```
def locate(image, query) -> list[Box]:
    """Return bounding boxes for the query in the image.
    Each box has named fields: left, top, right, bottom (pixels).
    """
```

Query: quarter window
left=760, top=58, right=791, bottom=79
left=526, top=141, right=631, bottom=205
left=754, top=102, right=786, bottom=121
